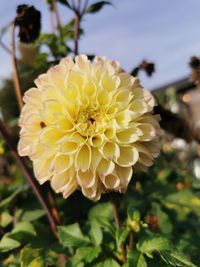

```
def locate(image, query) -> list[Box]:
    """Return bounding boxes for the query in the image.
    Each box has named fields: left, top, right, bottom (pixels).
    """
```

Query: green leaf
left=89, top=202, right=113, bottom=221
left=116, top=228, right=128, bottom=249
left=11, top=222, right=36, bottom=236
left=165, top=190, right=200, bottom=215
left=0, top=187, right=24, bottom=208
left=0, top=235, right=21, bottom=252
left=160, top=251, right=197, bottom=267
left=94, top=258, right=120, bottom=267
left=89, top=221, right=103, bottom=245
left=57, top=0, right=72, bottom=9
left=0, top=23, right=10, bottom=37
left=89, top=203, right=115, bottom=236
left=58, top=223, right=90, bottom=248
left=74, top=246, right=101, bottom=264
left=8, top=222, right=36, bottom=244
left=95, top=216, right=115, bottom=236
left=151, top=204, right=173, bottom=234
left=0, top=211, right=13, bottom=227
left=61, top=19, right=84, bottom=40
left=20, top=247, right=45, bottom=267
left=137, top=236, right=171, bottom=257
left=130, top=67, right=140, bottom=77
left=85, top=1, right=111, bottom=14
left=126, top=250, right=147, bottom=267
left=21, top=209, right=45, bottom=221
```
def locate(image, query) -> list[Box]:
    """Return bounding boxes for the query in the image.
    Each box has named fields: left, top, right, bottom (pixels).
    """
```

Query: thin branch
left=74, top=13, right=80, bottom=56
left=109, top=193, right=120, bottom=229
left=10, top=23, right=23, bottom=111
left=49, top=9, right=55, bottom=32
left=109, top=193, right=126, bottom=262
left=47, top=187, right=62, bottom=225
left=52, top=0, right=62, bottom=35
left=77, top=0, right=81, bottom=12
left=0, top=39, right=11, bottom=54
left=128, top=231, right=134, bottom=251
left=72, top=0, right=82, bottom=56
left=0, top=119, right=58, bottom=237
left=81, top=0, right=89, bottom=16
left=71, top=0, right=76, bottom=10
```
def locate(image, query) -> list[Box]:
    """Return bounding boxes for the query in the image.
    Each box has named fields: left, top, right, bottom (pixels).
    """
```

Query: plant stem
left=49, top=9, right=55, bottom=32
left=10, top=20, right=61, bottom=231
left=128, top=231, right=134, bottom=250
left=0, top=39, right=11, bottom=54
left=109, top=193, right=126, bottom=262
left=81, top=0, right=89, bottom=16
left=109, top=193, right=120, bottom=229
left=10, top=23, right=23, bottom=111
left=0, top=120, right=58, bottom=237
left=52, top=0, right=62, bottom=35
left=46, top=186, right=62, bottom=225
left=74, top=13, right=80, bottom=56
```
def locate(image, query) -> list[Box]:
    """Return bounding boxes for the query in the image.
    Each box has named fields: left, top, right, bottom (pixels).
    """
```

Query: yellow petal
left=33, top=158, right=53, bottom=184
left=101, top=142, right=120, bottom=160
left=101, top=173, right=120, bottom=189
left=39, top=127, right=64, bottom=147
left=116, top=145, right=139, bottom=167
left=116, top=128, right=140, bottom=144
left=115, top=165, right=133, bottom=189
left=75, top=144, right=91, bottom=171
left=60, top=141, right=79, bottom=155
left=51, top=154, right=72, bottom=173
left=89, top=134, right=104, bottom=147
left=77, top=169, right=96, bottom=188
left=97, top=159, right=115, bottom=176
left=137, top=123, right=156, bottom=141
left=91, top=148, right=102, bottom=171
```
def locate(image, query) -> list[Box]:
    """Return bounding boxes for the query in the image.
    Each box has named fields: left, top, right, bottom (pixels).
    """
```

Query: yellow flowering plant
left=18, top=55, right=160, bottom=201
left=0, top=1, right=199, bottom=267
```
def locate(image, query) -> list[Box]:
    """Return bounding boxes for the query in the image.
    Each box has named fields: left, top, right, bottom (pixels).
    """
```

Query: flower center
left=75, top=109, right=108, bottom=137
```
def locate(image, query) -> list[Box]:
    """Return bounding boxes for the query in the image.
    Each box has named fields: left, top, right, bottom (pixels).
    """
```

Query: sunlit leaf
left=58, top=223, right=90, bottom=248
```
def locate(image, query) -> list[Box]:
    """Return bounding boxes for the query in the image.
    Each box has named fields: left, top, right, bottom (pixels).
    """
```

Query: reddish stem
left=0, top=120, right=58, bottom=237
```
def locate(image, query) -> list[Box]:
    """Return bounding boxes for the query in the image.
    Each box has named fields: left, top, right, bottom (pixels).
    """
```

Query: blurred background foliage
left=0, top=1, right=200, bottom=266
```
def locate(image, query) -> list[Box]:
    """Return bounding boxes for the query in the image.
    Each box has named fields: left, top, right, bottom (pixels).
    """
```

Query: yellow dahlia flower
left=18, top=55, right=160, bottom=201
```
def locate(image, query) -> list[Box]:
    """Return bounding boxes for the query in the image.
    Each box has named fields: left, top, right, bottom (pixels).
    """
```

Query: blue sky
left=1, top=0, right=200, bottom=90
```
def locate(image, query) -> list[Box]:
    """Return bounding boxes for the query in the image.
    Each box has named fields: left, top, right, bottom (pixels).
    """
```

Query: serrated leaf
left=126, top=250, right=147, bottom=267
left=20, top=247, right=45, bottom=267
left=95, top=216, right=115, bottom=236
left=0, top=235, right=21, bottom=252
left=116, top=228, right=128, bottom=249
left=89, top=203, right=115, bottom=236
left=85, top=1, right=111, bottom=14
left=165, top=190, right=200, bottom=215
left=74, top=246, right=101, bottom=264
left=137, top=236, right=171, bottom=256
left=160, top=251, right=197, bottom=267
left=58, top=223, right=90, bottom=248
left=89, top=221, right=103, bottom=245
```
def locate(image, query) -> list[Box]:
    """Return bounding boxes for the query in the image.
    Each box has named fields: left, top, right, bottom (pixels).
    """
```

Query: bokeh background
left=1, top=0, right=200, bottom=89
